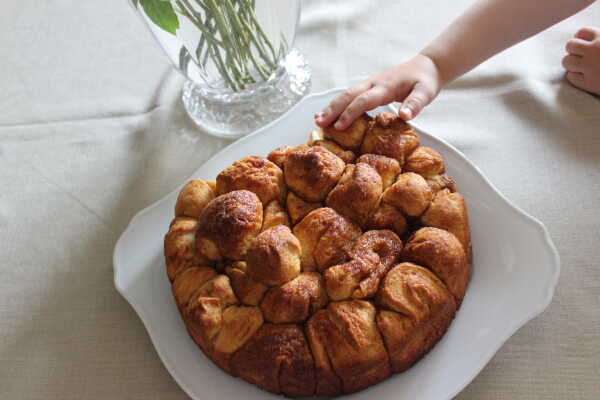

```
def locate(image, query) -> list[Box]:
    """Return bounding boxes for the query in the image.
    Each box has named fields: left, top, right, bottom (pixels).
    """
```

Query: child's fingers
left=575, top=27, right=599, bottom=42
left=315, top=82, right=372, bottom=127
left=562, top=54, right=585, bottom=73
left=398, top=82, right=433, bottom=121
left=334, top=86, right=393, bottom=130
left=565, top=38, right=591, bottom=56
left=566, top=71, right=587, bottom=89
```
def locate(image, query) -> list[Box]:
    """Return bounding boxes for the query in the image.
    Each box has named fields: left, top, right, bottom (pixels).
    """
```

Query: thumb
left=398, top=82, right=434, bottom=121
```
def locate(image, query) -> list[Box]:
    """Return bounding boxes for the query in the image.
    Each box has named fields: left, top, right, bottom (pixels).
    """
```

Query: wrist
left=417, top=50, right=453, bottom=88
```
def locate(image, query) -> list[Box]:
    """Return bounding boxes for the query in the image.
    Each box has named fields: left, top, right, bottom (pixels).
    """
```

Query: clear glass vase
left=131, top=0, right=311, bottom=138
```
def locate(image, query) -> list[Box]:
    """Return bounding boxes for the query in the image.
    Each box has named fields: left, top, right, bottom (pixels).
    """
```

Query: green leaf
left=140, top=0, right=179, bottom=35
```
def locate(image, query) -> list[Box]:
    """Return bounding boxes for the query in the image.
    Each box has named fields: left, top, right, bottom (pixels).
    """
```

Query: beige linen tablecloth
left=1, top=1, right=599, bottom=398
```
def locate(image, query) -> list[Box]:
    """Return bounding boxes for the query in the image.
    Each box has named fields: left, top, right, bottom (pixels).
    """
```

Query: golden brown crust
left=231, top=324, right=316, bottom=397
left=283, top=145, right=345, bottom=202
left=175, top=179, right=215, bottom=218
left=404, top=146, right=445, bottom=178
left=350, top=229, right=403, bottom=267
left=382, top=172, right=433, bottom=217
left=261, top=200, right=291, bottom=231
left=360, top=113, right=419, bottom=166
left=196, top=190, right=263, bottom=261
left=225, top=262, right=268, bottom=306
left=216, top=156, right=286, bottom=206
left=181, top=273, right=241, bottom=357
left=356, top=154, right=401, bottom=189
left=426, top=174, right=456, bottom=193
left=421, top=189, right=471, bottom=260
left=367, top=203, right=408, bottom=237
left=403, top=227, right=469, bottom=302
left=324, top=230, right=402, bottom=301
left=313, top=300, right=391, bottom=394
left=293, top=208, right=362, bottom=272
left=164, top=217, right=208, bottom=281
left=376, top=262, right=454, bottom=320
left=172, top=266, right=217, bottom=308
left=193, top=275, right=238, bottom=308
left=305, top=310, right=343, bottom=396
left=166, top=111, right=472, bottom=397
left=375, top=263, right=456, bottom=372
left=260, top=272, right=328, bottom=323
left=286, top=192, right=321, bottom=225
left=212, top=305, right=263, bottom=372
left=267, top=146, right=295, bottom=169
left=311, top=139, right=356, bottom=164
left=326, top=163, right=383, bottom=226
left=322, top=113, right=371, bottom=151
left=246, top=225, right=301, bottom=286
left=183, top=296, right=222, bottom=353
left=376, top=304, right=455, bottom=373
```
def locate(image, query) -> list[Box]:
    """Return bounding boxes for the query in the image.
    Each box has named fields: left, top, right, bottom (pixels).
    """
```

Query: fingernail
left=400, top=107, right=413, bottom=120
left=314, top=112, right=324, bottom=120
left=334, top=120, right=343, bottom=130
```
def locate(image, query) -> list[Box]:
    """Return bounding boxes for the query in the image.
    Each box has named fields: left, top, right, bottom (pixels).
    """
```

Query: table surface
left=1, top=1, right=599, bottom=399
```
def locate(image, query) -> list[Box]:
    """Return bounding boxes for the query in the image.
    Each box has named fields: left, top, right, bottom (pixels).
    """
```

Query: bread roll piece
left=356, top=154, right=401, bottom=189
left=175, top=179, right=215, bottom=218
left=206, top=180, right=216, bottom=192
left=212, top=305, right=263, bottom=372
left=360, top=112, right=419, bottom=166
left=403, top=227, right=469, bottom=302
left=324, top=230, right=402, bottom=300
left=231, top=324, right=316, bottom=397
left=311, top=138, right=356, bottom=164
left=193, top=275, right=238, bottom=308
left=322, top=113, right=371, bottom=151
left=382, top=172, right=433, bottom=217
left=426, top=174, right=456, bottom=193
left=376, top=262, right=457, bottom=372
left=260, top=272, right=327, bottom=323
left=246, top=225, right=301, bottom=286
left=225, top=262, right=268, bottom=306
left=283, top=145, right=345, bottom=202
left=196, top=190, right=263, bottom=261
left=286, top=192, right=321, bottom=225
left=164, top=217, right=208, bottom=280
left=172, top=266, right=217, bottom=308
left=267, top=145, right=295, bottom=168
left=305, top=310, right=343, bottom=396
left=261, top=200, right=290, bottom=231
left=293, top=208, right=361, bottom=272
left=182, top=274, right=239, bottom=355
left=326, top=163, right=383, bottom=226
left=216, top=156, right=286, bottom=206
left=421, top=189, right=471, bottom=259
left=367, top=203, right=408, bottom=237
left=183, top=297, right=222, bottom=353
left=306, top=300, right=390, bottom=394
left=404, top=146, right=445, bottom=178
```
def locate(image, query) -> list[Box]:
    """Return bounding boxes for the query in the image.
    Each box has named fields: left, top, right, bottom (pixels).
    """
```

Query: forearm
left=421, top=0, right=596, bottom=85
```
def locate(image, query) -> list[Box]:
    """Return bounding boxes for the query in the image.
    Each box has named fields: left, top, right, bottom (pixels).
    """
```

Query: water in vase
left=140, top=0, right=300, bottom=101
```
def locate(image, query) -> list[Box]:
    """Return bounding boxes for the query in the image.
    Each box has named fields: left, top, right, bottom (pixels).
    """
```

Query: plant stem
left=174, top=0, right=287, bottom=91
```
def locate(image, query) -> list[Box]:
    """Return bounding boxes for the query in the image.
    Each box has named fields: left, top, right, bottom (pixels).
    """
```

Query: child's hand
left=315, top=54, right=443, bottom=130
left=563, top=27, right=600, bottom=95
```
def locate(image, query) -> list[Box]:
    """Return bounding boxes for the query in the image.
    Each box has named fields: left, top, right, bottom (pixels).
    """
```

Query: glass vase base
left=182, top=48, right=311, bottom=139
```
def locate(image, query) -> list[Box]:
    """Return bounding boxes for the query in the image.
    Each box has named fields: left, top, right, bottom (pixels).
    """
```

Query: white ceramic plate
left=113, top=88, right=560, bottom=400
